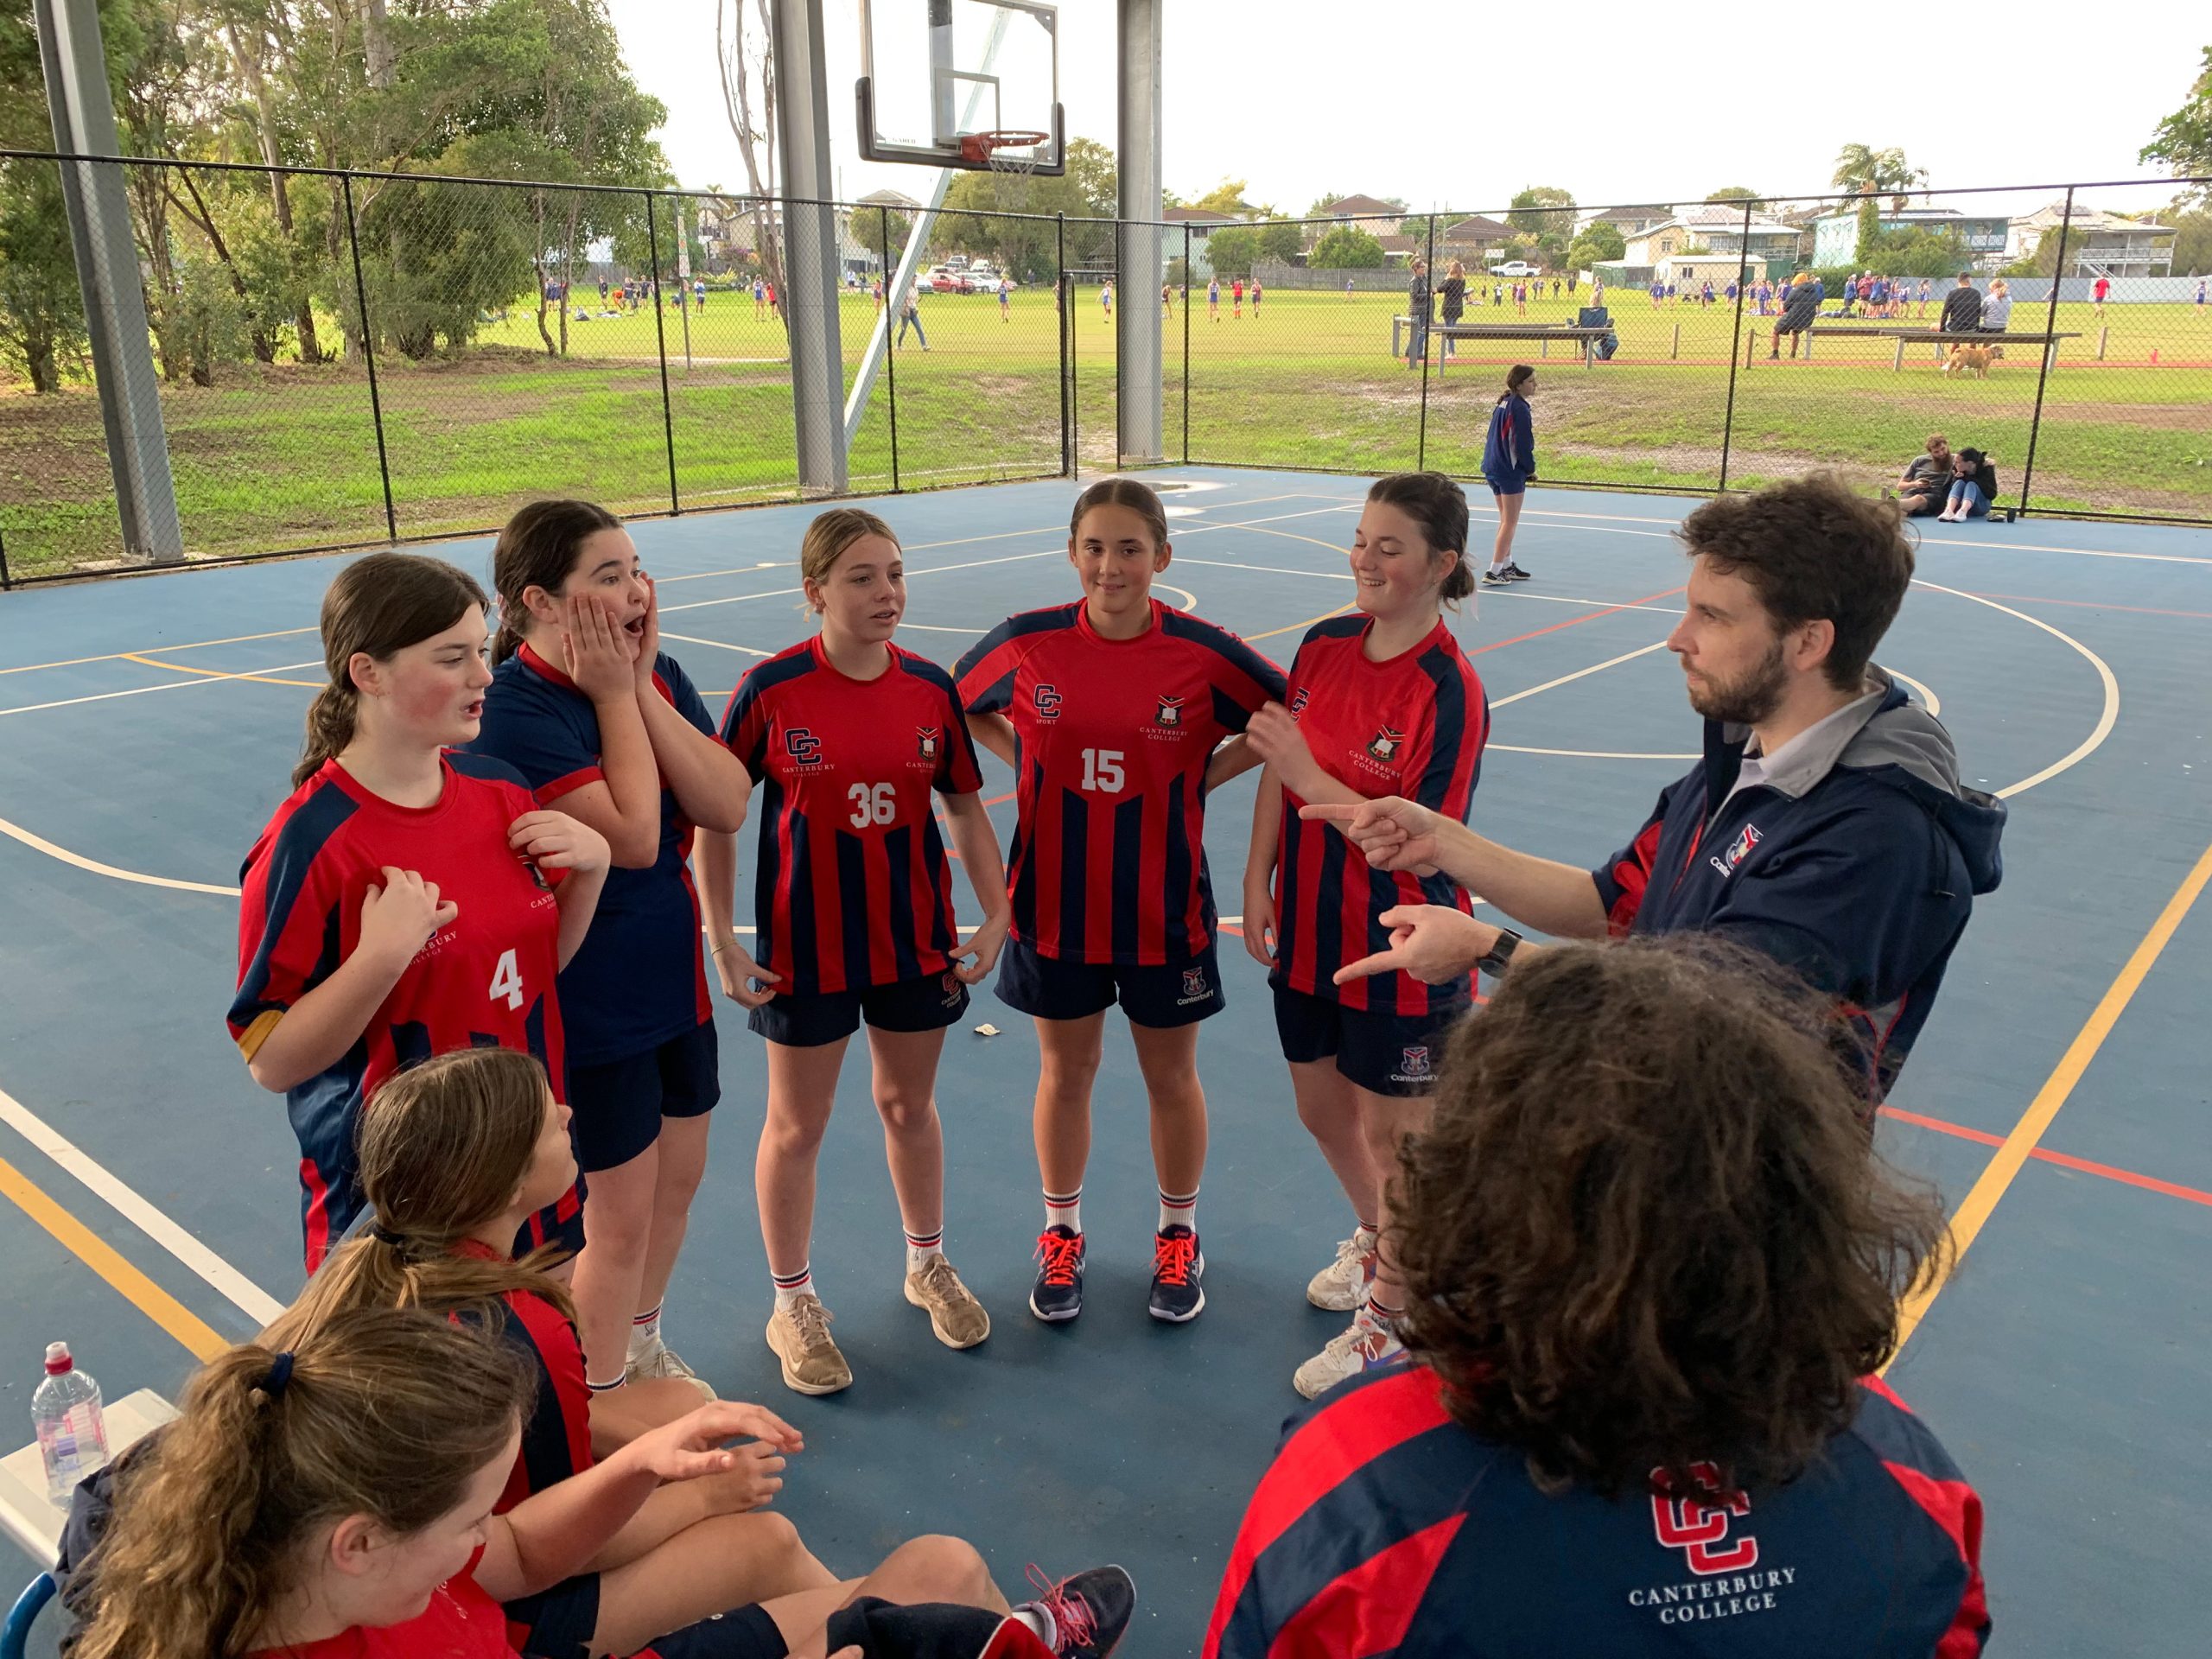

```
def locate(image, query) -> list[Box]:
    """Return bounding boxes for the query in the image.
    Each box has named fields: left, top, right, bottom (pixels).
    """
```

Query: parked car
left=1488, top=259, right=1538, bottom=278
left=928, top=265, right=968, bottom=293
left=967, top=264, right=1013, bottom=290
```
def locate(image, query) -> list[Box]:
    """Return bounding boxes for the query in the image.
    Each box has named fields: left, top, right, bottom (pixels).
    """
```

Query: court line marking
left=1468, top=585, right=1688, bottom=658
left=0, top=1082, right=287, bottom=1325
left=0, top=666, right=321, bottom=720
left=1491, top=641, right=1672, bottom=707
left=0, top=1150, right=230, bottom=1361
left=1889, top=671, right=1942, bottom=718
left=0, top=626, right=319, bottom=677
left=123, top=652, right=323, bottom=689
left=659, top=632, right=768, bottom=656
left=1878, top=1103, right=2212, bottom=1211
left=1491, top=744, right=1698, bottom=760
left=0, top=812, right=242, bottom=895
left=1955, top=591, right=2212, bottom=622
left=1888, top=838, right=2212, bottom=1365
left=1169, top=556, right=1690, bottom=616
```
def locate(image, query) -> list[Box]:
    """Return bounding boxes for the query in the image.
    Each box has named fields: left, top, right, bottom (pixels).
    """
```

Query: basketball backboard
left=856, top=0, right=1065, bottom=174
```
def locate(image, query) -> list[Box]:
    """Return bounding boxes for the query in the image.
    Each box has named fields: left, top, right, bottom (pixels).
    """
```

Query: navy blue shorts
left=1484, top=474, right=1527, bottom=498
left=750, top=969, right=969, bottom=1049
left=1271, top=982, right=1469, bottom=1097
left=566, top=1020, right=721, bottom=1173
left=647, top=1605, right=791, bottom=1659
left=995, top=937, right=1224, bottom=1028
left=505, top=1572, right=600, bottom=1659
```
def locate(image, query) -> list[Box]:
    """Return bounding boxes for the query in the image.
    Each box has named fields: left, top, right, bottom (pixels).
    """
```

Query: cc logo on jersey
left=785, top=728, right=823, bottom=765
left=1033, top=684, right=1063, bottom=719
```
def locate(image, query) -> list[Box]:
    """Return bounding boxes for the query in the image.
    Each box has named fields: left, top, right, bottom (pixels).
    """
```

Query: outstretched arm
left=1297, top=797, right=1610, bottom=940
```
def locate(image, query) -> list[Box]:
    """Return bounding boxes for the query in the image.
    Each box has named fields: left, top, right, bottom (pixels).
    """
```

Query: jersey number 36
left=848, top=782, right=898, bottom=828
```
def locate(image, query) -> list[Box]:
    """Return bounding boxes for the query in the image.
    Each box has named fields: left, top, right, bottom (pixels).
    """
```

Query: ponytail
left=72, top=1310, right=529, bottom=1659
left=292, top=683, right=359, bottom=789
left=1366, top=472, right=1473, bottom=607
left=490, top=499, right=625, bottom=664
left=296, top=553, right=486, bottom=789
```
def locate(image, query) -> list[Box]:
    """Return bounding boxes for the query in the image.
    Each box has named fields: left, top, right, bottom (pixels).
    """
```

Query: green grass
left=4, top=286, right=2208, bottom=580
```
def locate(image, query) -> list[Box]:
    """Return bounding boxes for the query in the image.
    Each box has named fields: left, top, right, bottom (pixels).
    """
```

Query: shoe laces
left=1153, top=1230, right=1198, bottom=1287
left=788, top=1294, right=835, bottom=1350
left=1024, top=1565, right=1099, bottom=1653
left=1034, top=1230, right=1084, bottom=1287
left=913, top=1254, right=968, bottom=1304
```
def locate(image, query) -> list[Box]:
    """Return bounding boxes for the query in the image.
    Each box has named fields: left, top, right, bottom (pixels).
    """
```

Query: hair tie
left=259, top=1351, right=295, bottom=1401
left=370, top=1222, right=406, bottom=1248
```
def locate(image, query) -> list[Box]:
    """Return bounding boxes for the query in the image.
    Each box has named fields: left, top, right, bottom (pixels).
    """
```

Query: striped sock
left=1364, top=1294, right=1406, bottom=1336
left=1044, top=1187, right=1082, bottom=1234
left=627, top=1303, right=662, bottom=1362
left=905, top=1225, right=944, bottom=1274
left=588, top=1373, right=626, bottom=1395
left=771, top=1264, right=813, bottom=1308
left=1157, top=1187, right=1198, bottom=1232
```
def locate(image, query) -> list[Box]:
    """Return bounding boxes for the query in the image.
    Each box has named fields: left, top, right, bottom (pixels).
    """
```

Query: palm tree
left=1832, top=144, right=1929, bottom=211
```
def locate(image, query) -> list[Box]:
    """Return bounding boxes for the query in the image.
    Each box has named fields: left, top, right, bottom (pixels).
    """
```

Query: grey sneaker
left=766, top=1294, right=853, bottom=1395
left=625, top=1332, right=716, bottom=1402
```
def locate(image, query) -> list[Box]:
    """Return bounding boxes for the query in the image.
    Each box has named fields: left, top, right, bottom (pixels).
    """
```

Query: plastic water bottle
left=33, top=1342, right=109, bottom=1503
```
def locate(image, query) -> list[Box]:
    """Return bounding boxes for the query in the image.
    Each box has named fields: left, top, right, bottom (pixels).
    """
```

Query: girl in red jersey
left=699, top=510, right=1012, bottom=1397
left=69, top=1310, right=1131, bottom=1659
left=472, top=501, right=753, bottom=1407
left=1243, top=472, right=1488, bottom=1402
left=231, top=553, right=609, bottom=1273
left=955, top=480, right=1287, bottom=1328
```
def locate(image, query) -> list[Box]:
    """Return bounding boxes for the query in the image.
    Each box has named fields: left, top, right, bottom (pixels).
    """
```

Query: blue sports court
left=1, top=469, right=2208, bottom=1654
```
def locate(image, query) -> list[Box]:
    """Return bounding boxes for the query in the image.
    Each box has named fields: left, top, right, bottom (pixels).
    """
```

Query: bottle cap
left=44, top=1342, right=73, bottom=1376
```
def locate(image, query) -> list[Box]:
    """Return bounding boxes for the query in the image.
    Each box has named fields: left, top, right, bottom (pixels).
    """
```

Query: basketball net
left=962, top=130, right=1047, bottom=213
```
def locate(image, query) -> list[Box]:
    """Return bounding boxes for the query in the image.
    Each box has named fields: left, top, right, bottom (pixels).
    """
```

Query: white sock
left=627, top=1303, right=661, bottom=1360
left=1158, top=1187, right=1198, bottom=1232
left=905, top=1226, right=944, bottom=1275
left=772, top=1266, right=813, bottom=1308
left=1044, top=1188, right=1082, bottom=1234
left=1014, top=1607, right=1055, bottom=1646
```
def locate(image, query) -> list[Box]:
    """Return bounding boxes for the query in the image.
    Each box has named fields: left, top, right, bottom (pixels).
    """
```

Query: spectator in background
left=1936, top=448, right=1999, bottom=523
left=2092, top=273, right=2111, bottom=315
left=1980, top=278, right=2012, bottom=334
left=1916, top=276, right=1934, bottom=317
left=897, top=287, right=928, bottom=352
left=2196, top=277, right=2206, bottom=306
left=1770, top=272, right=1819, bottom=358
left=1649, top=277, right=1665, bottom=310
left=1842, top=273, right=1860, bottom=315
left=1939, top=272, right=1983, bottom=335
left=1407, top=257, right=1433, bottom=368
left=1890, top=433, right=1955, bottom=517
left=1202, top=938, right=1989, bottom=1659
left=1439, top=259, right=1468, bottom=357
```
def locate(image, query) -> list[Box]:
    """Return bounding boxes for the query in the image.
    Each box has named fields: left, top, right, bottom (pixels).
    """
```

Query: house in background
left=1163, top=206, right=1239, bottom=275
left=2005, top=203, right=2177, bottom=276
left=1311, top=194, right=1405, bottom=238
left=1809, top=204, right=2012, bottom=270
left=1578, top=204, right=1674, bottom=239
left=1440, top=213, right=1516, bottom=265
left=1618, top=205, right=1801, bottom=275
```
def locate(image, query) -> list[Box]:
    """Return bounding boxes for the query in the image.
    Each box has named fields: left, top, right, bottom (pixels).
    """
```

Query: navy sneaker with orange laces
left=1147, top=1225, right=1205, bottom=1322
left=1029, top=1225, right=1086, bottom=1322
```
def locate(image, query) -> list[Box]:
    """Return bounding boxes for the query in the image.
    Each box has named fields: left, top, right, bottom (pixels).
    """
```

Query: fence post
left=644, top=192, right=680, bottom=515
left=2016, top=186, right=2073, bottom=518
left=1182, top=222, right=1191, bottom=465
left=1716, top=197, right=1753, bottom=491
left=1058, top=213, right=1072, bottom=477
left=880, top=207, right=899, bottom=492
left=340, top=172, right=397, bottom=543
left=1415, top=213, right=1435, bottom=471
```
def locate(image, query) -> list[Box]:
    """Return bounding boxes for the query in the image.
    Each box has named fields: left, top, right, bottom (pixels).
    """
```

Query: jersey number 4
left=1080, top=749, right=1125, bottom=793
left=848, top=782, right=897, bottom=828
left=489, top=949, right=525, bottom=1012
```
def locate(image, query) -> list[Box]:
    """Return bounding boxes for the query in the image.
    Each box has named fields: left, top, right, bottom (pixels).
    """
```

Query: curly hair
left=1392, top=936, right=1948, bottom=1502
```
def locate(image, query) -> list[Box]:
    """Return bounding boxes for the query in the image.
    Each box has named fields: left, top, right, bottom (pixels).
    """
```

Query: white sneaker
left=1292, top=1316, right=1403, bottom=1400
left=624, top=1333, right=716, bottom=1402
left=1305, top=1230, right=1378, bottom=1313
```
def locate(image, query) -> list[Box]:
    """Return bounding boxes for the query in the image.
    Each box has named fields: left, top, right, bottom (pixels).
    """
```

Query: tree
left=1189, top=178, right=1252, bottom=215
left=2141, top=47, right=2212, bottom=190
left=1854, top=196, right=1881, bottom=263
left=1831, top=143, right=1926, bottom=211
left=929, top=136, right=1117, bottom=281
left=1566, top=221, right=1625, bottom=270
left=2167, top=204, right=2212, bottom=275
left=1204, top=224, right=1259, bottom=278
left=1255, top=219, right=1301, bottom=264
left=1309, top=225, right=1384, bottom=269
left=717, top=0, right=784, bottom=315
left=1707, top=186, right=1758, bottom=202
left=1507, top=186, right=1575, bottom=238
left=849, top=204, right=912, bottom=261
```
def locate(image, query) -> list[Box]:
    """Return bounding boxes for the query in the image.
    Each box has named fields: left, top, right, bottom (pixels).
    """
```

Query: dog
left=1943, top=343, right=1993, bottom=378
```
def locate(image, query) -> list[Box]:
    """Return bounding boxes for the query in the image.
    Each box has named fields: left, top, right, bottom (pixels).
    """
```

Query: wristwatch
left=1476, top=927, right=1522, bottom=977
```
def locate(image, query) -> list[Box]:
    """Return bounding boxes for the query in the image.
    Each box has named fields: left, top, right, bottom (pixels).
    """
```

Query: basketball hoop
left=963, top=128, right=1050, bottom=208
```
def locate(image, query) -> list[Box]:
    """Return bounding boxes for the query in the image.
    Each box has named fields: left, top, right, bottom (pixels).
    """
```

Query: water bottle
left=33, top=1341, right=109, bottom=1503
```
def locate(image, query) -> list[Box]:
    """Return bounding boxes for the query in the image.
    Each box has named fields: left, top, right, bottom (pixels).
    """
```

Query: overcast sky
left=611, top=2, right=2208, bottom=214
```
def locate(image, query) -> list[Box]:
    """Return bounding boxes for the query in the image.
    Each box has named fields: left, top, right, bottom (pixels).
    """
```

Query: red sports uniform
left=719, top=639, right=983, bottom=995
left=245, top=1555, right=513, bottom=1659
left=1274, top=616, right=1488, bottom=1017
left=229, top=754, right=575, bottom=1270
left=955, top=599, right=1287, bottom=963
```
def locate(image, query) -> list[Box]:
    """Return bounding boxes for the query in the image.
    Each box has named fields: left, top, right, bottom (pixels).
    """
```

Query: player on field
left=956, top=479, right=1287, bottom=1327
left=470, top=500, right=753, bottom=1405
left=699, top=510, right=1012, bottom=1396
left=1203, top=938, right=1989, bottom=1658
left=1208, top=276, right=1220, bottom=321
left=231, top=555, right=610, bottom=1274
left=1243, top=472, right=1487, bottom=1399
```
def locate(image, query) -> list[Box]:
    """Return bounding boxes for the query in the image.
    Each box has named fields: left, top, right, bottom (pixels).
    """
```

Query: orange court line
left=1879, top=1104, right=2212, bottom=1211
left=1465, top=584, right=1688, bottom=657
left=1956, top=591, right=2212, bottom=622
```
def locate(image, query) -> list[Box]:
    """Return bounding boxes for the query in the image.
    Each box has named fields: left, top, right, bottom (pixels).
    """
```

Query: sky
left=610, top=2, right=2209, bottom=215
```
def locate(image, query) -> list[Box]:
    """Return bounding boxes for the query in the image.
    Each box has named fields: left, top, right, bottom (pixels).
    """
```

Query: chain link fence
left=2, top=156, right=2205, bottom=585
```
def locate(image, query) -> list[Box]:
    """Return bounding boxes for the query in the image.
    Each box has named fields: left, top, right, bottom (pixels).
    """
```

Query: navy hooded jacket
left=1591, top=668, right=2005, bottom=1096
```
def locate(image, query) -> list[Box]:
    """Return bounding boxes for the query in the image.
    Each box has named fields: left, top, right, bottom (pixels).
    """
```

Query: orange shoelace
left=1034, top=1230, right=1084, bottom=1287
left=1153, top=1230, right=1198, bottom=1287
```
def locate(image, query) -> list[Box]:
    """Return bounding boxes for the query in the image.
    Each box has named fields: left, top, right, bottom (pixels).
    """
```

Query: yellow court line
left=0, top=1152, right=229, bottom=1360
left=1, top=625, right=318, bottom=677
left=1247, top=604, right=1356, bottom=644
left=1889, top=838, right=2212, bottom=1366
left=122, top=652, right=324, bottom=689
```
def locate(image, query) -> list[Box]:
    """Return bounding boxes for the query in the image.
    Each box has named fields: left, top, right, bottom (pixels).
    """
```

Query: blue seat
left=1, top=1573, right=54, bottom=1659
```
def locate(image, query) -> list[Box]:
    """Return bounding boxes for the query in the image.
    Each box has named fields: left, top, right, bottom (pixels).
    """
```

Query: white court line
left=0, top=1081, right=286, bottom=1324
left=1891, top=670, right=1942, bottom=718
left=1492, top=744, right=1698, bottom=760
left=0, top=812, right=241, bottom=895
left=1491, top=641, right=1672, bottom=706
left=659, top=632, right=768, bottom=656
left=1169, top=556, right=1688, bottom=615
left=0, top=661, right=325, bottom=719
left=1913, top=580, right=2119, bottom=798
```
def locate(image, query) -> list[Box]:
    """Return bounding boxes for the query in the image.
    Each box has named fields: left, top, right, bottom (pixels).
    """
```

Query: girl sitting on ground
left=1937, top=448, right=1999, bottom=522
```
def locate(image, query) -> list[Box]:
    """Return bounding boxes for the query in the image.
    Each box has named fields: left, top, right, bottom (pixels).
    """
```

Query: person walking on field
left=1480, top=365, right=1537, bottom=585
left=2092, top=273, right=2111, bottom=315
left=1233, top=277, right=1244, bottom=319
left=1438, top=260, right=1467, bottom=358
left=897, top=287, right=929, bottom=352
left=1209, top=276, right=1221, bottom=322
left=1250, top=276, right=1263, bottom=315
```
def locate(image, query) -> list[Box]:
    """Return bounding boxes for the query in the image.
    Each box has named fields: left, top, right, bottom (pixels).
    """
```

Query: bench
left=1748, top=325, right=2082, bottom=372
left=1392, top=317, right=1617, bottom=367
left=0, top=1389, right=176, bottom=1563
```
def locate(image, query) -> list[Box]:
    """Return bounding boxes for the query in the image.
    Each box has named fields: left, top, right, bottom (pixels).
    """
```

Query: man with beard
left=1300, top=473, right=2005, bottom=1099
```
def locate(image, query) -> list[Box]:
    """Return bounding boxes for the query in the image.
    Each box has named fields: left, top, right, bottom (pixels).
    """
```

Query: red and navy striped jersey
left=229, top=754, right=571, bottom=1271
left=954, top=599, right=1286, bottom=963
left=242, top=1562, right=512, bottom=1659
left=720, top=639, right=983, bottom=995
left=1272, top=616, right=1488, bottom=1015
left=1204, top=1365, right=1989, bottom=1659
left=448, top=1244, right=594, bottom=1516
left=468, top=645, right=715, bottom=1067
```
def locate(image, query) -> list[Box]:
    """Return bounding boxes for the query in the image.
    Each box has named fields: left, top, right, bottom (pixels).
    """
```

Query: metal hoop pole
left=341, top=173, right=397, bottom=543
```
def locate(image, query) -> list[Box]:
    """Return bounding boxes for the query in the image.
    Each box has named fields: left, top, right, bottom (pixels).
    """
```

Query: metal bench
left=1749, top=325, right=2081, bottom=372
left=1392, top=317, right=1617, bottom=367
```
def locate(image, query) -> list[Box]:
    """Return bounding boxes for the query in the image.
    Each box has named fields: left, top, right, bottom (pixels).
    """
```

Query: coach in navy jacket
left=1304, top=472, right=2004, bottom=1096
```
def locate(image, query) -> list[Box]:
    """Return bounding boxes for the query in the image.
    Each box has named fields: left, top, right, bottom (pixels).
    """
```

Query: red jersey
left=720, top=639, right=983, bottom=995
left=245, top=1554, right=511, bottom=1659
left=446, top=1244, right=595, bottom=1516
left=956, top=599, right=1287, bottom=964
left=1273, top=616, right=1487, bottom=1016
left=229, top=755, right=571, bottom=1271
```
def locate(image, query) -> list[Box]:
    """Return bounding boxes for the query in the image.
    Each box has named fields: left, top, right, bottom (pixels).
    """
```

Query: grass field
left=3, top=283, right=2208, bottom=580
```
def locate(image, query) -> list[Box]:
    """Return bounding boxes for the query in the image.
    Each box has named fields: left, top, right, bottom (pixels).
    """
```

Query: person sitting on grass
left=1936, top=448, right=1999, bottom=523
left=1891, top=432, right=1955, bottom=517
left=1202, top=937, right=1990, bottom=1658
left=67, top=1310, right=1137, bottom=1659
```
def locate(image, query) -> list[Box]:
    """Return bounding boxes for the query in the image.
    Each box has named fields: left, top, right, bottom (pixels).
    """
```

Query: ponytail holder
left=259, top=1351, right=296, bottom=1401
left=370, top=1222, right=406, bottom=1249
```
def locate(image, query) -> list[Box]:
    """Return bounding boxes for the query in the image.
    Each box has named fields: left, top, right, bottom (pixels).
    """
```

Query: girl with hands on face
left=697, top=509, right=1010, bottom=1397
left=231, top=554, right=608, bottom=1274
left=471, top=501, right=752, bottom=1408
